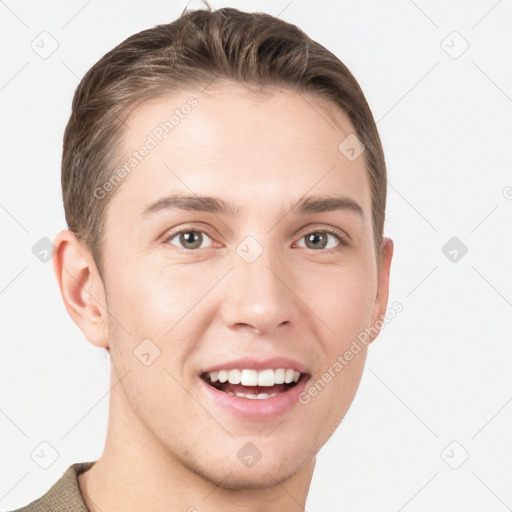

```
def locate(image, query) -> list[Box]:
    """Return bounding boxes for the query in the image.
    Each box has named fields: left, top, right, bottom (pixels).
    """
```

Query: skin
left=53, top=83, right=393, bottom=512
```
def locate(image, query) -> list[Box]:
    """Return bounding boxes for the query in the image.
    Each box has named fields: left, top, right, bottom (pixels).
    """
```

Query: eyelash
left=163, top=225, right=350, bottom=253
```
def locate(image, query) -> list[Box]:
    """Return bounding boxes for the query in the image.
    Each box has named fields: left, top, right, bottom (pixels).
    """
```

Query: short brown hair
left=62, top=5, right=387, bottom=278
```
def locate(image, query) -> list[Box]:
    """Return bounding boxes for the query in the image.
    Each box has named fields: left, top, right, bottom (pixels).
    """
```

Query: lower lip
left=199, top=375, right=310, bottom=421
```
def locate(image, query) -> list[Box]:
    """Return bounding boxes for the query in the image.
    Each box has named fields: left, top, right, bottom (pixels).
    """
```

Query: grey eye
left=168, top=231, right=213, bottom=250
left=297, top=232, right=340, bottom=250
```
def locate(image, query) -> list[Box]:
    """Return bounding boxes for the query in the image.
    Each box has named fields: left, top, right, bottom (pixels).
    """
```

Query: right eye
left=165, top=230, right=216, bottom=251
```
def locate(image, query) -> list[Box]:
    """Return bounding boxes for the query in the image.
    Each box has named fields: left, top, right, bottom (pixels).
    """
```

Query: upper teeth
left=207, top=368, right=301, bottom=386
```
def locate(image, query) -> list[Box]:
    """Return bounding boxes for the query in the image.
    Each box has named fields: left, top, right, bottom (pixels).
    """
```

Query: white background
left=1, top=1, right=511, bottom=510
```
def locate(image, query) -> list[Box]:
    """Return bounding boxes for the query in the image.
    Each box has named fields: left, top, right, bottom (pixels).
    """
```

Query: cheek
left=103, top=258, right=228, bottom=376
left=303, top=262, right=377, bottom=347
left=104, top=257, right=211, bottom=332
left=303, top=264, right=375, bottom=423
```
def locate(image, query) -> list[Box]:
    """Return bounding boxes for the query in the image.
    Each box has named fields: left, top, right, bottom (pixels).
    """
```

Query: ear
left=368, top=237, right=394, bottom=344
left=52, top=229, right=109, bottom=349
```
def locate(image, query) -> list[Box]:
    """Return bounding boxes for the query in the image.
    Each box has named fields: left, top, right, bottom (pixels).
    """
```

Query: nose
left=219, top=243, right=298, bottom=336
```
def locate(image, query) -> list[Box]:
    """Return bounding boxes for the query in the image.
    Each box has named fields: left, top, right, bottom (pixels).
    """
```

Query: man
left=12, top=4, right=392, bottom=511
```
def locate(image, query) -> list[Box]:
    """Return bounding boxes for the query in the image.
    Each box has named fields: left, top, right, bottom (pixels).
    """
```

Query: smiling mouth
left=201, top=368, right=307, bottom=400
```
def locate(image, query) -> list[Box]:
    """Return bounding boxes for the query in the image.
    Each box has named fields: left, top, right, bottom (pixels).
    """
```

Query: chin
left=185, top=450, right=307, bottom=491
left=204, top=465, right=299, bottom=491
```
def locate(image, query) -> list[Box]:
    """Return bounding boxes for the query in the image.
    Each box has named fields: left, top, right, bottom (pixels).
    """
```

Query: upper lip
left=199, top=357, right=310, bottom=376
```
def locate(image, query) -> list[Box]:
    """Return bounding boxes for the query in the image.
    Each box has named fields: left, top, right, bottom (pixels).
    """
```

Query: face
left=98, top=84, right=390, bottom=489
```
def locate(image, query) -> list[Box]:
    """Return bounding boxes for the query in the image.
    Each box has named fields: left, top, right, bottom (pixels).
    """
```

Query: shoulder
left=8, top=461, right=96, bottom=512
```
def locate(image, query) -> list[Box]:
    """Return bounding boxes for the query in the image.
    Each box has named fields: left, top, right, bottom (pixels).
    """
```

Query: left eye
left=296, top=231, right=342, bottom=250
left=167, top=230, right=214, bottom=250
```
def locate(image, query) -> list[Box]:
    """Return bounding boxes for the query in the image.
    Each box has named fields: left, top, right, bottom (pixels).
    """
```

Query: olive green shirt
left=9, top=461, right=96, bottom=512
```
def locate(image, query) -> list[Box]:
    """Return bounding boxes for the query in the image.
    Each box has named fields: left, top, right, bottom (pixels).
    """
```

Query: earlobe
left=52, top=229, right=109, bottom=349
left=368, top=237, right=394, bottom=343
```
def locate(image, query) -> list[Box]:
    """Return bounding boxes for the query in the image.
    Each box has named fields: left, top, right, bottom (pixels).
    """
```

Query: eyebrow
left=140, top=194, right=364, bottom=219
left=140, top=195, right=241, bottom=218
left=291, top=195, right=364, bottom=218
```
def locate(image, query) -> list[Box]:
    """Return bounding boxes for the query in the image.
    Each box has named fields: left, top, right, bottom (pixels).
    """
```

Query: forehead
left=107, top=84, right=371, bottom=221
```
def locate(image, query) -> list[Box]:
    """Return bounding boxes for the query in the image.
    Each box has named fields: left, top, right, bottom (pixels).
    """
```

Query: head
left=54, top=5, right=392, bottom=490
